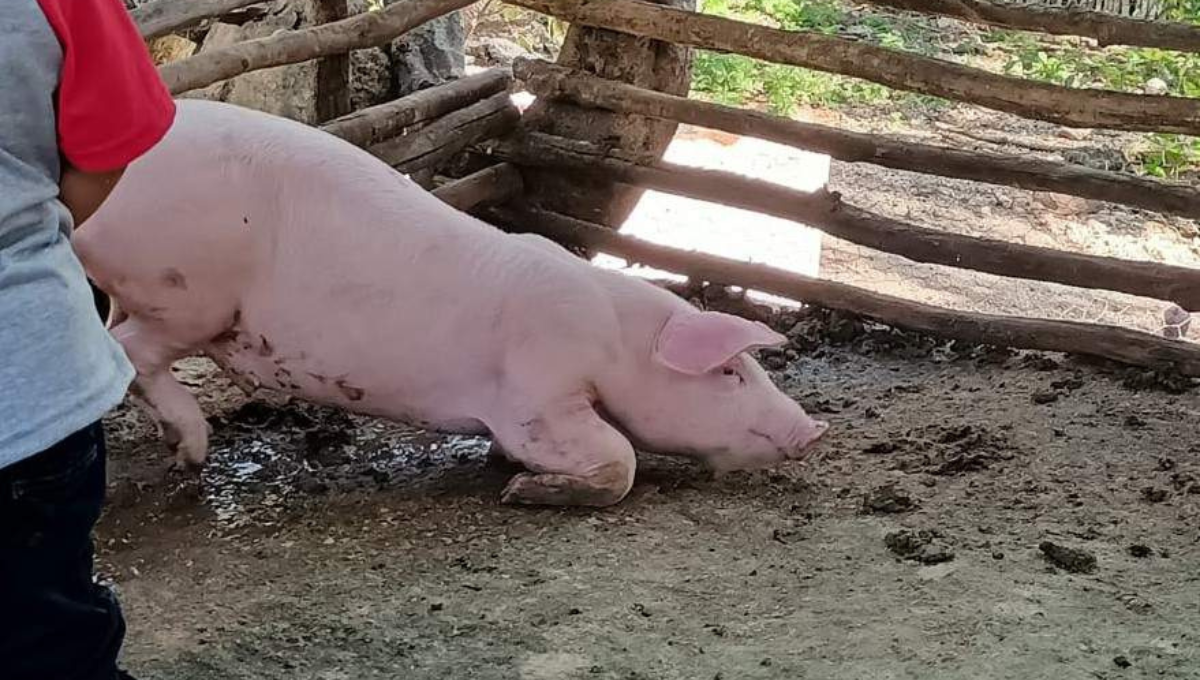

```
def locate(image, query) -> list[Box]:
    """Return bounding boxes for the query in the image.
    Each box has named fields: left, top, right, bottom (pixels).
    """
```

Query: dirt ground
left=102, top=29, right=1200, bottom=679
left=102, top=316, right=1200, bottom=680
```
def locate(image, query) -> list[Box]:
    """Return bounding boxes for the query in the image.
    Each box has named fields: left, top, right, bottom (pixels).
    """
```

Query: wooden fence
left=137, top=0, right=1200, bottom=375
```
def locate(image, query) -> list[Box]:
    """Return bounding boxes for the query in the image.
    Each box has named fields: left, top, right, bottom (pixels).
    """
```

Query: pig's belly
left=203, top=321, right=491, bottom=437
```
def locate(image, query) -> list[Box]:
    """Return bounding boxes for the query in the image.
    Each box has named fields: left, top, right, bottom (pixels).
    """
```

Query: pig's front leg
left=484, top=441, right=522, bottom=471
left=490, top=396, right=636, bottom=507
left=112, top=319, right=210, bottom=470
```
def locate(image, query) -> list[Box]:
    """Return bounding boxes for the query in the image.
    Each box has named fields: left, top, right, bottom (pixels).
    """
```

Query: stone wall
left=171, top=0, right=466, bottom=122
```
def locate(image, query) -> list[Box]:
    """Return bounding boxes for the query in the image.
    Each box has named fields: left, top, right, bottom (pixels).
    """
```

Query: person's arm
left=36, top=0, right=175, bottom=227
left=59, top=166, right=125, bottom=228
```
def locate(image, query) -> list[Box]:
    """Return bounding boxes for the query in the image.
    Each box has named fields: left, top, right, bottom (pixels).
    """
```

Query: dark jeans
left=0, top=422, right=132, bottom=680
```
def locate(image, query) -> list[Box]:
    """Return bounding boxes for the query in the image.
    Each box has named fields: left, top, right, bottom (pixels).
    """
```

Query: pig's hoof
left=164, top=457, right=203, bottom=480
left=171, top=453, right=206, bottom=474
left=162, top=421, right=211, bottom=471
left=500, top=465, right=632, bottom=507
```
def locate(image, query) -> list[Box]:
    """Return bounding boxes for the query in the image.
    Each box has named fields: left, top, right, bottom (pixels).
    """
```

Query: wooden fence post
left=517, top=0, right=696, bottom=230
left=314, top=0, right=353, bottom=123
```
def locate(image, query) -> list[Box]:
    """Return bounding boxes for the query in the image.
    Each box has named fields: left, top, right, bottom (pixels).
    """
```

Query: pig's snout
left=786, top=419, right=829, bottom=459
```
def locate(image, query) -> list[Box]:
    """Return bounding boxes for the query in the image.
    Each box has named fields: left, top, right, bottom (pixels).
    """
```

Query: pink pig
left=75, top=100, right=828, bottom=506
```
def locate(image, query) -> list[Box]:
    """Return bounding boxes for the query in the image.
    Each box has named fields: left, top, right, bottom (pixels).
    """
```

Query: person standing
left=0, top=1, right=175, bottom=678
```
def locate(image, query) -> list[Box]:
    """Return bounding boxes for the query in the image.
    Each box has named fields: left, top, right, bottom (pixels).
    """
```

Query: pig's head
left=608, top=309, right=829, bottom=472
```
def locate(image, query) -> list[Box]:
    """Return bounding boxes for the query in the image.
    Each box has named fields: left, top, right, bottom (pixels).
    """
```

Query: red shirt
left=36, top=0, right=175, bottom=172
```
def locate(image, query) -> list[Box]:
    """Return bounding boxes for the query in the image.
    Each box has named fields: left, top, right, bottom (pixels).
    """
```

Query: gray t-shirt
left=0, top=0, right=137, bottom=466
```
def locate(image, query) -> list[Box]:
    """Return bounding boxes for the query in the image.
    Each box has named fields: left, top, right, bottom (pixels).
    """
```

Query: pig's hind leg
left=490, top=395, right=636, bottom=507
left=112, top=318, right=210, bottom=470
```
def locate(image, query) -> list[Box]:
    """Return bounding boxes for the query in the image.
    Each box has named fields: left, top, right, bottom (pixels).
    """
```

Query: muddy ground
left=101, top=305, right=1200, bottom=680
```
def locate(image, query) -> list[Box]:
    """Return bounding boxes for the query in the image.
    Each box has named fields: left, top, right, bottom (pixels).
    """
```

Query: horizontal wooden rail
left=322, top=68, right=511, bottom=148
left=514, top=59, right=1200, bottom=220
left=371, top=92, right=520, bottom=174
left=859, top=0, right=1200, bottom=52
left=432, top=163, right=524, bottom=210
left=491, top=205, right=1200, bottom=375
left=487, top=133, right=1200, bottom=309
left=134, top=0, right=265, bottom=39
left=160, top=0, right=477, bottom=95
left=505, top=0, right=1200, bottom=134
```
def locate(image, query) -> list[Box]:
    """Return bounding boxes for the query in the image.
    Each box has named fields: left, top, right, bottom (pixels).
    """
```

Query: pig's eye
left=720, top=366, right=745, bottom=385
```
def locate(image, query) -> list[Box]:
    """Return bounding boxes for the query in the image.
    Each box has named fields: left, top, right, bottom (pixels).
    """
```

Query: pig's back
left=81, top=100, right=622, bottom=426
left=82, top=98, right=506, bottom=320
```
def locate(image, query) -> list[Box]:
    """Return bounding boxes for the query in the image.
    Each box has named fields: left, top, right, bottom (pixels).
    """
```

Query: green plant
left=1164, top=0, right=1200, bottom=23
left=1000, top=37, right=1200, bottom=97
left=692, top=52, right=760, bottom=106
left=690, top=0, right=953, bottom=113
left=1131, top=134, right=1200, bottom=178
left=749, top=0, right=845, bottom=33
left=693, top=53, right=898, bottom=114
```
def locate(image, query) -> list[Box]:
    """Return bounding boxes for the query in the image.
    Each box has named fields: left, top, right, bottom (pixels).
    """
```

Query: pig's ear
left=653, top=311, right=787, bottom=375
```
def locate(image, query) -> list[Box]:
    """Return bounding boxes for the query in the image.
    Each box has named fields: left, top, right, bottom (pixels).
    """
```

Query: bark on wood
left=489, top=133, right=1200, bottom=309
left=515, top=59, right=1200, bottom=220
left=860, top=0, right=1200, bottom=52
left=517, top=0, right=697, bottom=230
left=134, top=0, right=265, bottom=39
left=932, top=122, right=1076, bottom=153
left=160, top=0, right=478, bottom=95
left=370, top=92, right=520, bottom=174
left=321, top=68, right=511, bottom=148
left=432, top=163, right=524, bottom=210
left=314, top=0, right=352, bottom=123
left=506, top=0, right=1200, bottom=134
left=493, top=205, right=1200, bottom=376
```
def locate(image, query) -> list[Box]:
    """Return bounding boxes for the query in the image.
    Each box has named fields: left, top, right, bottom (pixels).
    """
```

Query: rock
left=1062, top=147, right=1127, bottom=173
left=351, top=47, right=394, bottom=111
left=1128, top=544, right=1153, bottom=558
left=390, top=7, right=465, bottom=96
left=1117, top=592, right=1153, bottom=614
left=1144, top=77, right=1169, bottom=96
left=884, top=529, right=955, bottom=565
left=1161, top=304, right=1191, bottom=339
left=1038, top=541, right=1097, bottom=574
left=188, top=7, right=324, bottom=124
left=1113, top=655, right=1132, bottom=668
left=186, top=0, right=361, bottom=123
left=861, top=483, right=918, bottom=514
left=468, top=36, right=532, bottom=67
left=346, top=0, right=395, bottom=111
left=1141, top=486, right=1168, bottom=503
left=146, top=34, right=197, bottom=66
left=1031, top=391, right=1059, bottom=405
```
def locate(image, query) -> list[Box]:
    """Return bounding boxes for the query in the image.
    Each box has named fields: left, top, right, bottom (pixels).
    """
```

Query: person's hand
left=60, top=164, right=125, bottom=228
